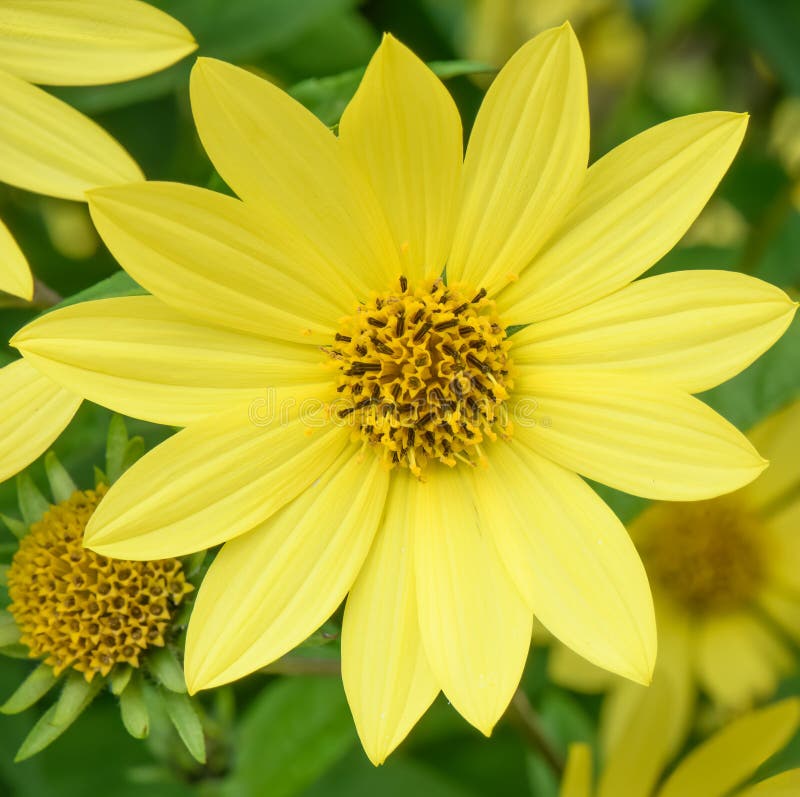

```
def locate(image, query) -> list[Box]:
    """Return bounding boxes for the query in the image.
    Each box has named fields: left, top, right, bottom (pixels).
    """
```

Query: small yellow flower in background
left=551, top=399, right=800, bottom=734
left=11, top=25, right=798, bottom=764
left=560, top=695, right=800, bottom=797
left=0, top=0, right=195, bottom=299
left=0, top=418, right=203, bottom=763
left=0, top=0, right=196, bottom=483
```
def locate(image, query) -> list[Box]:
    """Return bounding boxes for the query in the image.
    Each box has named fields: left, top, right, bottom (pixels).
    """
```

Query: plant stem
left=507, top=689, right=565, bottom=777
left=33, top=278, right=63, bottom=307
left=259, top=655, right=341, bottom=676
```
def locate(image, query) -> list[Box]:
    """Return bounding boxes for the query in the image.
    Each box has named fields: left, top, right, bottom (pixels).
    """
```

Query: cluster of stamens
left=7, top=487, right=193, bottom=681
left=328, top=277, right=513, bottom=475
left=640, top=498, right=764, bottom=613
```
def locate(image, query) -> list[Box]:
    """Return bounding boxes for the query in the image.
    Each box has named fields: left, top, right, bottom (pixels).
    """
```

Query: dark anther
left=399, top=275, right=408, bottom=292
left=453, top=303, right=469, bottom=315
left=375, top=298, right=383, bottom=310
left=407, top=429, right=415, bottom=446
left=411, top=307, right=425, bottom=324
left=458, top=325, right=475, bottom=336
left=367, top=316, right=387, bottom=328
left=352, top=383, right=363, bottom=395
left=433, top=319, right=458, bottom=332
left=471, top=288, right=487, bottom=303
left=416, top=412, right=435, bottom=427
left=337, top=407, right=355, bottom=418
left=424, top=431, right=435, bottom=446
left=355, top=343, right=367, bottom=356
left=335, top=333, right=351, bottom=342
left=355, top=398, right=375, bottom=409
left=391, top=383, right=402, bottom=401
left=415, top=356, right=428, bottom=366
left=413, top=321, right=432, bottom=343
left=351, top=362, right=381, bottom=374
left=396, top=313, right=405, bottom=336
left=392, top=451, right=401, bottom=464
left=466, top=353, right=490, bottom=373
left=470, top=340, right=486, bottom=350
left=371, top=383, right=380, bottom=399
left=442, top=343, right=458, bottom=358
left=372, top=338, right=394, bottom=355
left=336, top=384, right=346, bottom=392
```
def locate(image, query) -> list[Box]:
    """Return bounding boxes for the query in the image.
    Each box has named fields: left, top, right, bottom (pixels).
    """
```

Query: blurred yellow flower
left=12, top=26, right=797, bottom=764
left=560, top=694, right=800, bottom=797
left=0, top=0, right=196, bottom=299
left=552, top=400, right=800, bottom=750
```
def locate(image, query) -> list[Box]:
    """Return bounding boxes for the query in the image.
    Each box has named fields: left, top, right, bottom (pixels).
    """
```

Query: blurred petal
left=190, top=58, right=400, bottom=290
left=549, top=645, right=617, bottom=694
left=656, top=699, right=800, bottom=797
left=339, top=34, right=462, bottom=284
left=88, top=182, right=357, bottom=344
left=512, top=271, right=796, bottom=393
left=695, top=612, right=793, bottom=709
left=500, top=112, right=747, bottom=324
left=513, top=369, right=766, bottom=500
left=13, top=295, right=328, bottom=426
left=0, top=0, right=196, bottom=86
left=0, top=216, right=32, bottom=299
left=474, top=439, right=655, bottom=684
left=186, top=446, right=388, bottom=690
left=560, top=744, right=593, bottom=797
left=413, top=465, right=532, bottom=734
left=342, top=471, right=439, bottom=765
left=84, top=408, right=348, bottom=560
left=0, top=360, right=80, bottom=483
left=760, top=588, right=800, bottom=645
left=735, top=770, right=800, bottom=797
left=0, top=68, right=141, bottom=200
left=448, top=23, right=588, bottom=295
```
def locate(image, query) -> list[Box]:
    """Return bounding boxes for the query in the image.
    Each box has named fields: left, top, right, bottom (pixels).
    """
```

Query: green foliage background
left=2, top=0, right=800, bottom=794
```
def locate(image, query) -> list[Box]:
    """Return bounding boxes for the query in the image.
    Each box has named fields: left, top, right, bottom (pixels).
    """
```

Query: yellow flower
left=12, top=27, right=797, bottom=764
left=551, top=399, right=800, bottom=734
left=0, top=0, right=196, bottom=483
left=560, top=691, right=800, bottom=797
left=0, top=0, right=196, bottom=299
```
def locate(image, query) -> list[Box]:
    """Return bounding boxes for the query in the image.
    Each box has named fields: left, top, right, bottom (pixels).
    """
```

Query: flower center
left=329, top=277, right=513, bottom=475
left=7, top=487, right=193, bottom=681
left=639, top=498, right=765, bottom=613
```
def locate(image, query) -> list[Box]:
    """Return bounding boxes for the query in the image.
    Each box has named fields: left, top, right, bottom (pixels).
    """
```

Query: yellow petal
left=735, top=770, right=800, bottom=797
left=84, top=408, right=348, bottom=560
left=759, top=588, right=800, bottom=645
left=88, top=182, right=355, bottom=344
left=12, top=295, right=328, bottom=426
left=0, top=360, right=80, bottom=483
left=0, top=216, right=32, bottom=299
left=598, top=667, right=692, bottom=797
left=512, top=369, right=766, bottom=500
left=0, top=68, right=142, bottom=200
left=448, top=23, right=588, bottom=295
left=342, top=471, right=439, bottom=765
left=512, top=271, right=797, bottom=393
left=559, top=744, right=593, bottom=797
left=548, top=645, right=618, bottom=694
left=765, top=498, right=800, bottom=592
left=474, top=439, right=655, bottom=684
left=190, top=57, right=400, bottom=290
left=656, top=699, right=800, bottom=797
left=0, top=0, right=196, bottom=86
left=185, top=445, right=388, bottom=691
left=412, top=465, right=532, bottom=734
left=500, top=111, right=748, bottom=324
left=695, top=612, right=793, bottom=709
left=339, top=34, right=462, bottom=284
left=744, top=399, right=800, bottom=510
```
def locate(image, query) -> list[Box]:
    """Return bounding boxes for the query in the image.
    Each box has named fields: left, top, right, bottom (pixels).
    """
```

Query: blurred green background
left=2, top=0, right=800, bottom=794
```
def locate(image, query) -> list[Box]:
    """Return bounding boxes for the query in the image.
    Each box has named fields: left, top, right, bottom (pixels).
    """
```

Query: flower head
left=12, top=25, right=797, bottom=764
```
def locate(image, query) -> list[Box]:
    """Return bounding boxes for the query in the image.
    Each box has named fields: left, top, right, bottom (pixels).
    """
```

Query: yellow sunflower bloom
left=560, top=687, right=800, bottom=797
left=11, top=26, right=798, bottom=764
left=551, top=399, right=800, bottom=744
left=0, top=0, right=196, bottom=298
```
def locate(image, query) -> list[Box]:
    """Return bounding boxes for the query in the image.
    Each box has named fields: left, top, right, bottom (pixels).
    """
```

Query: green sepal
left=0, top=644, right=30, bottom=659
left=148, top=647, right=186, bottom=693
left=16, top=473, right=50, bottom=526
left=44, top=452, right=77, bottom=503
left=1, top=662, right=59, bottom=714
left=119, top=673, right=149, bottom=739
left=161, top=689, right=206, bottom=764
left=109, top=665, right=133, bottom=696
left=93, top=466, right=109, bottom=488
left=105, top=415, right=129, bottom=484
left=1, top=513, right=28, bottom=540
left=0, top=612, right=21, bottom=647
left=122, top=436, right=145, bottom=473
left=54, top=671, right=98, bottom=726
left=15, top=675, right=103, bottom=761
left=183, top=550, right=207, bottom=579
left=0, top=564, right=8, bottom=587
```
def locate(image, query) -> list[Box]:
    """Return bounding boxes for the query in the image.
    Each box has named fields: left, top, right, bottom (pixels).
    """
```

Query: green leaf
left=0, top=643, right=31, bottom=659
left=224, top=676, right=356, bottom=797
left=1, top=513, right=28, bottom=540
left=109, top=666, right=133, bottom=696
left=105, top=415, right=129, bottom=484
left=161, top=689, right=206, bottom=764
left=0, top=613, right=21, bottom=647
left=121, top=436, right=146, bottom=474
left=93, top=466, right=109, bottom=488
left=54, top=672, right=98, bottom=726
left=16, top=675, right=103, bottom=761
left=47, top=270, right=146, bottom=311
left=120, top=674, right=150, bottom=739
left=1, top=662, right=59, bottom=714
left=290, top=59, right=494, bottom=126
left=16, top=472, right=51, bottom=526
left=147, top=648, right=187, bottom=693
left=44, top=452, right=78, bottom=503
left=0, top=563, right=7, bottom=586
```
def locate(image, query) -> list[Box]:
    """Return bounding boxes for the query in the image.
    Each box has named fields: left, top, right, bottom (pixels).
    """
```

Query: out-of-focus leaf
left=161, top=689, right=206, bottom=764
left=1, top=663, right=59, bottom=715
left=290, top=59, right=493, bottom=126
left=16, top=473, right=49, bottom=526
left=53, top=271, right=146, bottom=311
left=148, top=648, right=187, bottom=694
left=120, top=674, right=150, bottom=739
left=44, top=452, right=77, bottom=504
left=223, top=676, right=355, bottom=797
